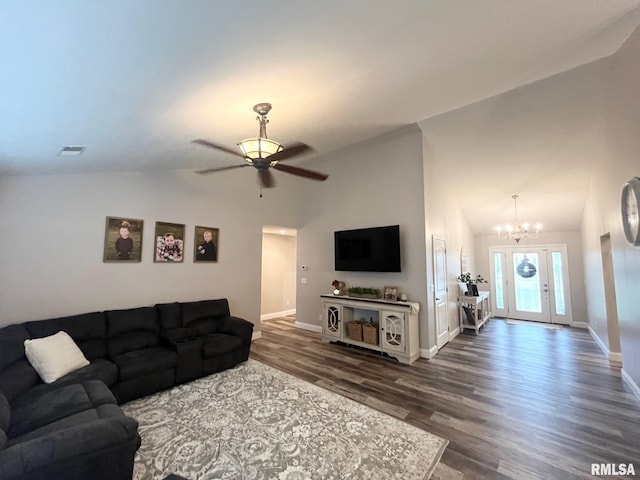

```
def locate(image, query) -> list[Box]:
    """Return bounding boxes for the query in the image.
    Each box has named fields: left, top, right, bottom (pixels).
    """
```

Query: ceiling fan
left=193, top=103, right=328, bottom=190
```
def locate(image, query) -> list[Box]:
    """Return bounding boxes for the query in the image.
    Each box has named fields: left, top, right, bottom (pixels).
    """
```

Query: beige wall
left=260, top=233, right=297, bottom=317
left=421, top=132, right=477, bottom=342
left=581, top=25, right=640, bottom=389
left=0, top=169, right=303, bottom=329
left=295, top=126, right=433, bottom=349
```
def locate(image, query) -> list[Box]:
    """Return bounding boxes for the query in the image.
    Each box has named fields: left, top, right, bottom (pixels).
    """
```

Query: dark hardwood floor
left=250, top=317, right=640, bottom=480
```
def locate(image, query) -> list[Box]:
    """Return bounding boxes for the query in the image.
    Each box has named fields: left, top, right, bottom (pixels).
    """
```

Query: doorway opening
left=600, top=233, right=622, bottom=364
left=489, top=244, right=572, bottom=324
left=260, top=226, right=297, bottom=326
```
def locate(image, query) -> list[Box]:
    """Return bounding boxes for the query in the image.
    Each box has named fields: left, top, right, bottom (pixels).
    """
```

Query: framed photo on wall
left=383, top=286, right=398, bottom=301
left=194, top=225, right=219, bottom=263
left=103, top=216, right=143, bottom=262
left=154, top=221, right=185, bottom=263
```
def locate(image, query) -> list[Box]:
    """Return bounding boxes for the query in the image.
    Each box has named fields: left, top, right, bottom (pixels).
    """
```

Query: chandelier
left=496, top=194, right=542, bottom=243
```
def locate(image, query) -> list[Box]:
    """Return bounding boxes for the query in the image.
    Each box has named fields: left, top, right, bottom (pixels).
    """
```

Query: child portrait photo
left=154, top=221, right=185, bottom=263
left=194, top=226, right=219, bottom=263
left=103, top=216, right=144, bottom=262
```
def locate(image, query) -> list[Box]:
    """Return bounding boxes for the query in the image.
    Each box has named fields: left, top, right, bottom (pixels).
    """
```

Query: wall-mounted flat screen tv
left=334, top=225, right=401, bottom=272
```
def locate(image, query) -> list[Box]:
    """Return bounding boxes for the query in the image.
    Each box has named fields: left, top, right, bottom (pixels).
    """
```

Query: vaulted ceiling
left=2, top=1, right=639, bottom=232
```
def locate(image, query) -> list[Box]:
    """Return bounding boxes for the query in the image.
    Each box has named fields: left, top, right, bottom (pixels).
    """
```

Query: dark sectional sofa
left=0, top=298, right=254, bottom=480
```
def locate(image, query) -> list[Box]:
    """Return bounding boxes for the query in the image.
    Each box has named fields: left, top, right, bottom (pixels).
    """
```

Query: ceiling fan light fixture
left=238, top=137, right=283, bottom=162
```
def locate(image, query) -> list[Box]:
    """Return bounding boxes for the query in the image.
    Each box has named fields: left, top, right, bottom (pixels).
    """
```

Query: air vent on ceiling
left=59, top=146, right=86, bottom=156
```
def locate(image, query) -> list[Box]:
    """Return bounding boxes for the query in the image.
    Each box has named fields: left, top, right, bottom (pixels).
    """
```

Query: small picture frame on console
left=468, top=284, right=479, bottom=297
left=383, top=286, right=398, bottom=301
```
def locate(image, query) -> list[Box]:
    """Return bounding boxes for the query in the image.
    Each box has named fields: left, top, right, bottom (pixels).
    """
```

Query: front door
left=490, top=244, right=572, bottom=325
left=506, top=248, right=550, bottom=322
left=433, top=235, right=449, bottom=348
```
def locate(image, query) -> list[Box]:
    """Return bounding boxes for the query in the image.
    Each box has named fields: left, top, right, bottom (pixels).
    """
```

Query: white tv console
left=320, top=295, right=420, bottom=364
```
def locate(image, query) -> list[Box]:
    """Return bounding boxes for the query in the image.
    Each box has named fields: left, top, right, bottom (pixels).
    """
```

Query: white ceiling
left=2, top=1, right=640, bottom=232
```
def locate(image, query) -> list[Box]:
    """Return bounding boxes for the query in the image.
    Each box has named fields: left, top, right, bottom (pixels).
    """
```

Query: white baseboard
left=449, top=327, right=460, bottom=340
left=252, top=331, right=262, bottom=341
left=294, top=321, right=322, bottom=333
left=571, top=321, right=588, bottom=329
left=420, top=345, right=439, bottom=359
left=588, top=325, right=623, bottom=363
left=621, top=368, right=640, bottom=403
left=609, top=352, right=623, bottom=364
left=260, top=309, right=296, bottom=321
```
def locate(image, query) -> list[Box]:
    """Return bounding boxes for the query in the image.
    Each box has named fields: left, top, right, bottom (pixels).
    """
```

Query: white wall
left=260, top=233, right=297, bottom=318
left=421, top=133, right=477, bottom=343
left=581, top=24, right=640, bottom=390
left=295, top=126, right=433, bottom=347
left=0, top=169, right=302, bottom=329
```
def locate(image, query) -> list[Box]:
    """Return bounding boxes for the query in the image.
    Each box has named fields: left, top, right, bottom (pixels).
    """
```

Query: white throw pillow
left=24, top=331, right=90, bottom=384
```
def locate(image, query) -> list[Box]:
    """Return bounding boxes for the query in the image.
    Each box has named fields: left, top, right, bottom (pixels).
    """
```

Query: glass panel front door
left=506, top=248, right=551, bottom=322
left=490, top=244, right=572, bottom=324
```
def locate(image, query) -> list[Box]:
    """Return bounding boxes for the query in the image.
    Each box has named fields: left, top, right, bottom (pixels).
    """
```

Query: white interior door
left=432, top=235, right=449, bottom=349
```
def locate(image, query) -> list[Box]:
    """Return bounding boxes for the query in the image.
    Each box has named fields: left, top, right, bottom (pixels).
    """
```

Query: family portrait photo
left=103, top=217, right=143, bottom=262
left=194, top=226, right=219, bottom=262
left=154, top=221, right=185, bottom=263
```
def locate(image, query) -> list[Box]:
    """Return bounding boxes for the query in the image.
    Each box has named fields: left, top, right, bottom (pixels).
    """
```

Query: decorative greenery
left=347, top=287, right=381, bottom=298
left=457, top=272, right=487, bottom=285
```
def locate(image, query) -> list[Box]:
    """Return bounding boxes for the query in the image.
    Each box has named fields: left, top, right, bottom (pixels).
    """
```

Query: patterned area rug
left=123, top=359, right=448, bottom=480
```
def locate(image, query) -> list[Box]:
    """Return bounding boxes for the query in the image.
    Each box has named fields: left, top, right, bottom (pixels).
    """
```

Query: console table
left=320, top=295, right=420, bottom=364
left=458, top=291, right=491, bottom=334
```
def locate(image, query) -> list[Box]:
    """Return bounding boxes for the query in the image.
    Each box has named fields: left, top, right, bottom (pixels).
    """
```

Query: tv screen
left=334, top=225, right=401, bottom=272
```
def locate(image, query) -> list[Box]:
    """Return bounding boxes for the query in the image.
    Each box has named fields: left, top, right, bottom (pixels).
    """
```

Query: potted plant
left=332, top=280, right=345, bottom=295
left=457, top=272, right=486, bottom=296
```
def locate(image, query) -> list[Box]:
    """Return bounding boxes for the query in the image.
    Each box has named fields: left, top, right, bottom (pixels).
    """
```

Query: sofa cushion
left=0, top=325, right=30, bottom=371
left=106, top=307, right=160, bottom=357
left=11, top=359, right=119, bottom=410
left=25, top=312, right=107, bottom=360
left=8, top=381, right=115, bottom=438
left=0, top=392, right=9, bottom=436
left=0, top=359, right=39, bottom=404
left=112, top=347, right=177, bottom=381
left=180, top=299, right=230, bottom=335
left=8, top=403, right=124, bottom=446
left=0, top=414, right=140, bottom=480
left=0, top=325, right=40, bottom=402
left=202, top=333, right=243, bottom=358
left=155, top=302, right=182, bottom=330
left=24, top=331, right=90, bottom=384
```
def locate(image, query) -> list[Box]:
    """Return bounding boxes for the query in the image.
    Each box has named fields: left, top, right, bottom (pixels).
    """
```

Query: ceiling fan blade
left=192, top=139, right=246, bottom=159
left=273, top=163, right=328, bottom=181
left=266, top=142, right=313, bottom=163
left=258, top=169, right=275, bottom=188
left=196, top=164, right=249, bottom=174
